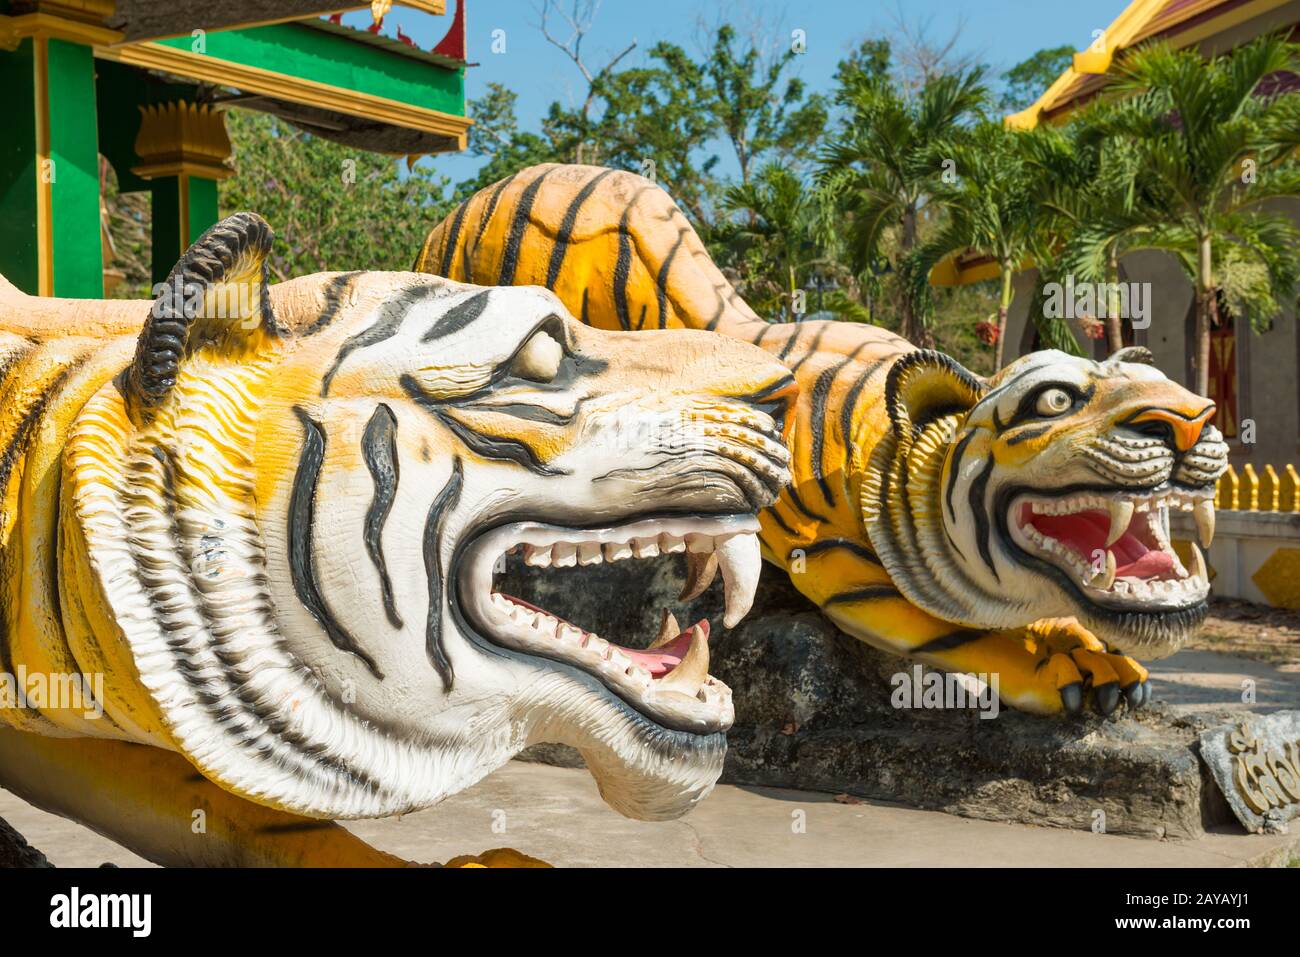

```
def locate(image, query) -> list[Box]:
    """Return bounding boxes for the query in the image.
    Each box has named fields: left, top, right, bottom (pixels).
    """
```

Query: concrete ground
left=1146, top=648, right=1300, bottom=712
left=3, top=761, right=1298, bottom=868
left=3, top=644, right=1297, bottom=868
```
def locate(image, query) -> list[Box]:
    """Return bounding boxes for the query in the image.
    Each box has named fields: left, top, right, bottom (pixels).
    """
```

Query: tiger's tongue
left=624, top=620, right=710, bottom=675
left=499, top=595, right=708, bottom=676
left=1032, top=510, right=1174, bottom=578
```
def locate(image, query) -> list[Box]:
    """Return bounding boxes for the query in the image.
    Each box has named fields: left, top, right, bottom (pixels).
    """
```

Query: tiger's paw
left=1019, top=619, right=1151, bottom=717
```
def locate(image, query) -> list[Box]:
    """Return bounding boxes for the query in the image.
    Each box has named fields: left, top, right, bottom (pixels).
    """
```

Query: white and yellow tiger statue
left=0, top=213, right=795, bottom=867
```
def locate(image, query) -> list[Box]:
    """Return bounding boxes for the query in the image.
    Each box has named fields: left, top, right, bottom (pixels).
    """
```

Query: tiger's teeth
left=1089, top=549, right=1117, bottom=590
left=1105, top=500, right=1134, bottom=548
left=649, top=609, right=680, bottom=649
left=679, top=550, right=719, bottom=601
left=655, top=625, right=709, bottom=695
left=1190, top=541, right=1207, bottom=582
left=717, top=533, right=761, bottom=628
left=1194, top=499, right=1215, bottom=548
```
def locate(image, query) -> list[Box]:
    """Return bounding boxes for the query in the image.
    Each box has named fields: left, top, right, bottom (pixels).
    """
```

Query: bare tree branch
left=535, top=0, right=637, bottom=121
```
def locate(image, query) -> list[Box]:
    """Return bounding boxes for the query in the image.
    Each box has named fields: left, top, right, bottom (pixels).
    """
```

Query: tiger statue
left=417, top=163, right=1231, bottom=717
left=0, top=213, right=795, bottom=867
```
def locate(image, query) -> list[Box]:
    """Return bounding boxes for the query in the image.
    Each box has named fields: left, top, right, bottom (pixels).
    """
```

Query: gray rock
left=0, top=814, right=51, bottom=868
left=1198, top=710, right=1300, bottom=834
left=506, top=558, right=1244, bottom=839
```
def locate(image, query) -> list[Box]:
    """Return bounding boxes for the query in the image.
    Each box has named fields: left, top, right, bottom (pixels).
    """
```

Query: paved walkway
left=3, top=760, right=1297, bottom=868
left=1146, top=648, right=1300, bottom=712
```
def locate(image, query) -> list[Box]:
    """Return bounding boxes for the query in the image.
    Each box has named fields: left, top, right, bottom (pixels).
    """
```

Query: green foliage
left=999, top=45, right=1074, bottom=111
left=219, top=110, right=453, bottom=280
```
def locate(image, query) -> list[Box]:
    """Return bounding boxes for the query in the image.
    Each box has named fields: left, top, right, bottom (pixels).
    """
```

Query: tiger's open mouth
left=1008, top=485, right=1215, bottom=610
left=458, top=515, right=761, bottom=734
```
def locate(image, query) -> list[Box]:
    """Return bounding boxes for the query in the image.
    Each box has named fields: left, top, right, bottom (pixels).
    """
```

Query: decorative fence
left=1170, top=463, right=1300, bottom=609
left=1213, top=463, right=1300, bottom=512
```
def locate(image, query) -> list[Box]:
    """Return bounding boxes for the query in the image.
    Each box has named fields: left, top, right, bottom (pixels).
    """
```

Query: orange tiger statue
left=418, top=163, right=1230, bottom=717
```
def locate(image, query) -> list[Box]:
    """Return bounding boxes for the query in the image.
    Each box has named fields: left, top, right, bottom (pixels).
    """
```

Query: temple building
left=0, top=0, right=470, bottom=297
left=939, top=0, right=1300, bottom=473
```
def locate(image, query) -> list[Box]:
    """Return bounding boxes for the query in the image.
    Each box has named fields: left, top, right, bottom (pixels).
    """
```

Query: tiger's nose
left=1128, top=404, right=1216, bottom=452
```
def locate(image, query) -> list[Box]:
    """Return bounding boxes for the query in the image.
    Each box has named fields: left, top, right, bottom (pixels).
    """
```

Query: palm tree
left=911, top=121, right=1040, bottom=371
left=817, top=65, right=987, bottom=346
left=1085, top=35, right=1300, bottom=396
left=1019, top=113, right=1150, bottom=354
left=721, top=161, right=827, bottom=321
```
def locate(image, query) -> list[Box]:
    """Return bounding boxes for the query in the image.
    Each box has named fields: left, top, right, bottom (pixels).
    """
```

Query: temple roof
left=1005, top=0, right=1300, bottom=129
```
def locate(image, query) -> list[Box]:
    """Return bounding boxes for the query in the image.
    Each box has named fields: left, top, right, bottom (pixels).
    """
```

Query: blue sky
left=346, top=1, right=1132, bottom=184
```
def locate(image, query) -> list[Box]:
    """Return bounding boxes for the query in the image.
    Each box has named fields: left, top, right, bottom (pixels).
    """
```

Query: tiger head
left=67, top=215, right=794, bottom=822
left=865, top=347, right=1228, bottom=661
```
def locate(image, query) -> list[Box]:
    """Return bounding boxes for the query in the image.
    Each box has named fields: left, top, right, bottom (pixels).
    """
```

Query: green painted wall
left=155, top=23, right=465, bottom=115
left=0, top=39, right=103, bottom=298
left=47, top=39, right=104, bottom=298
left=0, top=41, right=40, bottom=294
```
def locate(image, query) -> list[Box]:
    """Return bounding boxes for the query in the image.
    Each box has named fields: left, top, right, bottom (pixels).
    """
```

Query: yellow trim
left=33, top=37, right=54, bottom=298
left=928, top=249, right=1007, bottom=287
left=1158, top=0, right=1297, bottom=51
left=96, top=41, right=472, bottom=144
left=1005, top=0, right=1297, bottom=129
left=0, top=12, right=123, bottom=50
left=132, top=101, right=235, bottom=181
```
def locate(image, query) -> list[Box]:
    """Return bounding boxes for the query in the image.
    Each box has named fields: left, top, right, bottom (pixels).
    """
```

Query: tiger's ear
left=127, top=212, right=280, bottom=414
left=885, top=350, right=986, bottom=439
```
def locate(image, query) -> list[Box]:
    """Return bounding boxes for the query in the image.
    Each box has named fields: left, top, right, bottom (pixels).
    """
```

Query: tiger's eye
left=511, top=330, right=563, bottom=382
left=1035, top=388, right=1072, bottom=417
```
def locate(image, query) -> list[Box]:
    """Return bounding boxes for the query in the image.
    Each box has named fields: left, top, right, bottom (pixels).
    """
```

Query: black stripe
left=321, top=284, right=442, bottom=396
left=612, top=204, right=635, bottom=330
left=968, top=453, right=998, bottom=580
left=785, top=484, right=831, bottom=524
left=809, top=362, right=840, bottom=507
left=776, top=328, right=801, bottom=360
left=438, top=198, right=473, bottom=277
left=1006, top=423, right=1051, bottom=447
left=823, top=584, right=901, bottom=606
left=303, top=272, right=361, bottom=336
left=801, top=538, right=882, bottom=565
left=705, top=296, right=725, bottom=330
left=945, top=431, right=976, bottom=521
left=401, top=375, right=568, bottom=476
left=499, top=168, right=554, bottom=285
left=422, top=289, right=492, bottom=342
left=655, top=230, right=686, bottom=328
left=466, top=172, right=518, bottom=275
left=289, top=408, right=383, bottom=678
left=913, top=630, right=985, bottom=654
left=790, top=325, right=831, bottom=371
left=545, top=168, right=616, bottom=289
left=839, top=357, right=890, bottom=467
left=361, top=404, right=403, bottom=630
left=423, top=458, right=464, bottom=689
left=764, top=504, right=799, bottom=538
